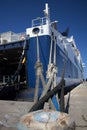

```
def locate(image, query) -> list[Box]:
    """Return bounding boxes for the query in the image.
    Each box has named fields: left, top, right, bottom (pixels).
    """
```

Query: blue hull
left=26, top=35, right=50, bottom=88
left=26, top=35, right=82, bottom=88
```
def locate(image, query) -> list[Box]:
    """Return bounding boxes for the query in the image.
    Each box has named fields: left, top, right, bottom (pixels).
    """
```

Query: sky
left=0, top=0, right=87, bottom=79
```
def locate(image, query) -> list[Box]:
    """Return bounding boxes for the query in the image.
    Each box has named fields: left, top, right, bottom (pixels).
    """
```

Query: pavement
left=0, top=82, right=87, bottom=130
left=65, top=82, right=87, bottom=130
left=0, top=101, right=33, bottom=130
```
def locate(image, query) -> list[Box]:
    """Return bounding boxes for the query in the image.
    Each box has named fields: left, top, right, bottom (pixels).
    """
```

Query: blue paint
left=26, top=35, right=50, bottom=88
left=34, top=111, right=59, bottom=122
left=52, top=95, right=60, bottom=111
left=26, top=34, right=80, bottom=89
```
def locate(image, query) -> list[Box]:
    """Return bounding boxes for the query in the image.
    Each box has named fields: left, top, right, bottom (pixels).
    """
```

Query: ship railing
left=11, top=32, right=26, bottom=42
left=32, top=17, right=46, bottom=27
left=0, top=32, right=26, bottom=44
left=0, top=75, right=20, bottom=85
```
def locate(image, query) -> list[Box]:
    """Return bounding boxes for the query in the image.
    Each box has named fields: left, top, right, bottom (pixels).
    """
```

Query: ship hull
left=26, top=35, right=82, bottom=88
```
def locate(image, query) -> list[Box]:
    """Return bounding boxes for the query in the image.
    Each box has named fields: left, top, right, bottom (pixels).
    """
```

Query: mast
left=44, top=3, right=50, bottom=24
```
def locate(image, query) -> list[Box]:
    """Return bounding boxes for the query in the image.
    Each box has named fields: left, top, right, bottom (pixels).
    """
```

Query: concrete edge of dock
left=0, top=82, right=87, bottom=130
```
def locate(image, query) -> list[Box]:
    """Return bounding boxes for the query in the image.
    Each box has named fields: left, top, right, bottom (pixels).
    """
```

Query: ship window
left=51, top=32, right=54, bottom=40
left=68, top=75, right=70, bottom=78
left=32, top=27, right=40, bottom=34
left=55, top=36, right=57, bottom=40
left=74, top=56, right=78, bottom=66
left=41, top=28, right=43, bottom=33
left=52, top=32, right=54, bottom=36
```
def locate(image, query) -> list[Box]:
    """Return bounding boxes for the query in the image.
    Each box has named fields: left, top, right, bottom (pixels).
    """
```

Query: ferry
left=26, top=3, right=83, bottom=88
left=0, top=3, right=83, bottom=100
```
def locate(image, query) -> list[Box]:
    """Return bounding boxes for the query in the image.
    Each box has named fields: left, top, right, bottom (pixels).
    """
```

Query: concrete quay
left=65, top=82, right=87, bottom=130
left=0, top=82, right=87, bottom=130
left=0, top=101, right=33, bottom=130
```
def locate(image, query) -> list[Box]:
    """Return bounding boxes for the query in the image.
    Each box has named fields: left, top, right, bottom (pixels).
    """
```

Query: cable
left=29, top=78, right=65, bottom=112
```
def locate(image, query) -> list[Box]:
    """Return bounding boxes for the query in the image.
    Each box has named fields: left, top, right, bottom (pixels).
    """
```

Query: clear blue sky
left=0, top=0, right=87, bottom=79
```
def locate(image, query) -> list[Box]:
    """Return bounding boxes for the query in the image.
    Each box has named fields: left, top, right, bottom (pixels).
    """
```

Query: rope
left=60, top=59, right=66, bottom=112
left=32, top=33, right=66, bottom=112
left=29, top=78, right=65, bottom=112
left=36, top=35, right=40, bottom=62
left=49, top=35, right=53, bottom=64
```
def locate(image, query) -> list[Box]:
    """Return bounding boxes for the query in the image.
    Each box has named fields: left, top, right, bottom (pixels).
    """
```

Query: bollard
left=17, top=109, right=75, bottom=130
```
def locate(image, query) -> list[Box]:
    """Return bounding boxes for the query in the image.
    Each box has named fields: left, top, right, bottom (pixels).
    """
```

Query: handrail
left=0, top=32, right=26, bottom=45
left=32, top=17, right=46, bottom=27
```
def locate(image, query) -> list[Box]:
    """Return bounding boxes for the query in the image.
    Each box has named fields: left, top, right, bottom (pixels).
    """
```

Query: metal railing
left=0, top=75, right=20, bottom=85
left=32, top=17, right=47, bottom=27
left=0, top=32, right=26, bottom=45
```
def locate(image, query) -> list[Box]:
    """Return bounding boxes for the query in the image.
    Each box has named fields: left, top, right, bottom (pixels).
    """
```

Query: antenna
left=43, top=3, right=49, bottom=16
left=43, top=3, right=50, bottom=24
left=45, top=3, right=49, bottom=16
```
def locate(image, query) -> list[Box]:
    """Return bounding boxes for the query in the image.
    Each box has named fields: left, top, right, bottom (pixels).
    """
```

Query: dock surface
left=0, top=101, right=33, bottom=130
left=0, top=82, right=87, bottom=130
left=65, top=82, right=87, bottom=130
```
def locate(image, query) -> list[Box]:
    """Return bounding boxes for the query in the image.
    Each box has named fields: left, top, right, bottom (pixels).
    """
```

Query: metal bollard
left=17, top=109, right=75, bottom=130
